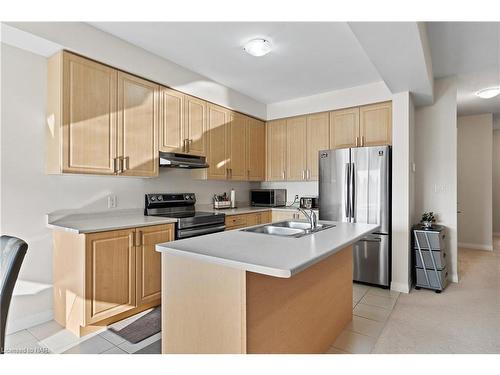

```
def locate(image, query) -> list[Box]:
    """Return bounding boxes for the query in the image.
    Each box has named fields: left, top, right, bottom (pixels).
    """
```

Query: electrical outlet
left=295, top=194, right=299, bottom=200
left=107, top=195, right=117, bottom=209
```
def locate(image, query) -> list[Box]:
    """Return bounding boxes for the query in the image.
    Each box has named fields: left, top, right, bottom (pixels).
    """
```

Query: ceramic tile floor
left=5, top=284, right=398, bottom=355
left=326, top=283, right=400, bottom=354
left=4, top=307, right=162, bottom=354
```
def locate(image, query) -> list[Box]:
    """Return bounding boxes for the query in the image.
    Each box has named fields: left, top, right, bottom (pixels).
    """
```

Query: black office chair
left=1, top=236, right=28, bottom=354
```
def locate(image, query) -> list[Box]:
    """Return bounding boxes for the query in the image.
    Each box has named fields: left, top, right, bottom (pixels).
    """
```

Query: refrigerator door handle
left=344, top=163, right=351, bottom=219
left=350, top=162, right=355, bottom=222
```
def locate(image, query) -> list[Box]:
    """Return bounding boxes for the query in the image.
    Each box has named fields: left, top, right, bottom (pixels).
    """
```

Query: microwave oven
left=250, top=189, right=287, bottom=207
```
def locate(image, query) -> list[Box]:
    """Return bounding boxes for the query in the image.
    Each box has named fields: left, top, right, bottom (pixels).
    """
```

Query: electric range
left=144, top=193, right=225, bottom=239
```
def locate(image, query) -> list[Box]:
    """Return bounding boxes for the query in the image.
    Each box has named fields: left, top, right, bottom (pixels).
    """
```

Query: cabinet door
left=266, top=120, right=287, bottom=181
left=360, top=102, right=392, bottom=146
left=286, top=116, right=307, bottom=181
left=160, top=87, right=184, bottom=153
left=306, top=112, right=330, bottom=180
left=227, top=112, right=247, bottom=181
left=62, top=52, right=117, bottom=174
left=207, top=105, right=229, bottom=180
left=136, top=224, right=174, bottom=306
left=118, top=72, right=159, bottom=177
left=330, top=107, right=360, bottom=149
left=247, top=118, right=266, bottom=181
left=184, top=95, right=207, bottom=156
left=85, top=229, right=136, bottom=324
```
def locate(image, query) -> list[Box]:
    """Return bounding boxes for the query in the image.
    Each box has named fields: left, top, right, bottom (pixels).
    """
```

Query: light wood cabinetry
left=206, top=104, right=230, bottom=180
left=136, top=224, right=174, bottom=306
left=306, top=112, right=330, bottom=180
left=117, top=72, right=159, bottom=177
left=225, top=211, right=272, bottom=231
left=359, top=101, right=392, bottom=146
left=53, top=223, right=174, bottom=337
left=330, top=107, right=360, bottom=149
left=160, top=87, right=184, bottom=153
left=47, top=51, right=159, bottom=177
left=85, top=229, right=136, bottom=324
left=286, top=116, right=308, bottom=181
left=246, top=118, right=266, bottom=181
left=184, top=95, right=207, bottom=156
left=330, top=102, right=391, bottom=149
left=227, top=112, right=247, bottom=181
left=266, top=120, right=287, bottom=181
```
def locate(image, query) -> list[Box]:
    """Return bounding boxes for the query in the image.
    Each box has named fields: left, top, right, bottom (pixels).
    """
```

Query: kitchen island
left=156, top=220, right=378, bottom=354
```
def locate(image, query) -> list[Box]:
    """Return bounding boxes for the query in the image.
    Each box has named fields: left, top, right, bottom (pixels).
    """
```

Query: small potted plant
left=421, top=212, right=435, bottom=229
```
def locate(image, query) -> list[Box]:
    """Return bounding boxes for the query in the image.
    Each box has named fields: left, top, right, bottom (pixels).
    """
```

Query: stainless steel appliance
left=319, top=146, right=391, bottom=287
left=144, top=193, right=225, bottom=239
left=250, top=189, right=287, bottom=207
left=159, top=152, right=209, bottom=169
left=300, top=196, right=319, bottom=209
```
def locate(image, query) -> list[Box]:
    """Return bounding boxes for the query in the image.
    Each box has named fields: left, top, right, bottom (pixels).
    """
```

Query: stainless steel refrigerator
left=319, top=146, right=391, bottom=287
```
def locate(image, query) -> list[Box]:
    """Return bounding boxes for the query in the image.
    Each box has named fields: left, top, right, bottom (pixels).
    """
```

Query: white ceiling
left=89, top=22, right=381, bottom=104
left=427, top=22, right=500, bottom=117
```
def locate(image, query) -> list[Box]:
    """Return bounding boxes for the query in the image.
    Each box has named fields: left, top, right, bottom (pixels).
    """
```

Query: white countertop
left=156, top=221, right=379, bottom=278
left=196, top=204, right=318, bottom=216
left=47, top=209, right=178, bottom=234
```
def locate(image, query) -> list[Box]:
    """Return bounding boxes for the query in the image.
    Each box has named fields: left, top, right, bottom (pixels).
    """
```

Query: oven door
left=176, top=224, right=226, bottom=239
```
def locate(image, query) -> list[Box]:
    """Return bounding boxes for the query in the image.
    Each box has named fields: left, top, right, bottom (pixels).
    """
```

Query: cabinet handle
left=306, top=169, right=310, bottom=180
left=282, top=171, right=285, bottom=180
left=124, top=156, right=129, bottom=172
left=355, top=137, right=359, bottom=147
left=247, top=169, right=250, bottom=179
left=135, top=230, right=142, bottom=247
left=187, top=139, right=191, bottom=153
left=361, top=136, right=365, bottom=147
left=118, top=157, right=124, bottom=174
left=113, top=157, right=118, bottom=173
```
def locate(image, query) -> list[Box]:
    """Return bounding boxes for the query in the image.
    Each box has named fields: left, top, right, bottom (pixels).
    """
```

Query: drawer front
left=414, top=249, right=447, bottom=270
left=225, top=214, right=247, bottom=228
left=413, top=230, right=446, bottom=250
left=416, top=267, right=448, bottom=290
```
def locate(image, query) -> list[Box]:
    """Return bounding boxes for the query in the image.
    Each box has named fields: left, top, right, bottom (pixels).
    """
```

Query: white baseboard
left=458, top=242, right=493, bottom=251
left=449, top=272, right=459, bottom=283
left=5, top=309, right=53, bottom=335
left=390, top=281, right=410, bottom=294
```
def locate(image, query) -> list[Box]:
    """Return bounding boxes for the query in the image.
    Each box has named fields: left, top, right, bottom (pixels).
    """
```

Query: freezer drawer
left=416, top=267, right=448, bottom=290
left=414, top=249, right=447, bottom=270
left=353, top=234, right=390, bottom=287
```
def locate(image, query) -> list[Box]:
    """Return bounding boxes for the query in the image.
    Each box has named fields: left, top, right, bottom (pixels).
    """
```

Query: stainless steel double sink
left=242, top=220, right=335, bottom=238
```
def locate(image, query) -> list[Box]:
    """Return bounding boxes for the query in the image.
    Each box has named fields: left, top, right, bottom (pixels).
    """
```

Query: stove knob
left=190, top=195, right=195, bottom=200
left=150, top=196, right=156, bottom=201
left=157, top=195, right=163, bottom=201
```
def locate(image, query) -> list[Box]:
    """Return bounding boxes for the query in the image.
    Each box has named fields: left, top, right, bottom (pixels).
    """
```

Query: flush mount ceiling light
left=475, top=87, right=500, bottom=99
left=243, top=38, right=272, bottom=57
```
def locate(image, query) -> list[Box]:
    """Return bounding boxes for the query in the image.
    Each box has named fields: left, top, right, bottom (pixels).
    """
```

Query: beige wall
left=493, top=130, right=500, bottom=235
left=415, top=77, right=458, bottom=282
left=457, top=114, right=493, bottom=250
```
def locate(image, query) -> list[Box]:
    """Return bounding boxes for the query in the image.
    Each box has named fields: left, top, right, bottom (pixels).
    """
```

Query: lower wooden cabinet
left=225, top=211, right=271, bottom=230
left=53, top=223, right=174, bottom=337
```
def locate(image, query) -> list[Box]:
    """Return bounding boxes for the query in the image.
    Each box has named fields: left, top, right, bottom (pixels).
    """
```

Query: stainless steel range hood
left=159, top=152, right=209, bottom=169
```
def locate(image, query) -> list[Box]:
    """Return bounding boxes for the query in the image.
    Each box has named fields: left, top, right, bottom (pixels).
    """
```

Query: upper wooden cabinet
left=266, top=119, right=287, bottom=181
left=330, top=107, right=360, bottom=149
left=160, top=87, right=184, bottom=153
left=359, top=102, right=392, bottom=146
left=286, top=116, right=308, bottom=181
left=306, top=112, right=330, bottom=180
left=206, top=104, right=230, bottom=180
left=247, top=118, right=266, bottom=181
left=160, top=89, right=207, bottom=156
left=227, top=112, right=247, bottom=181
left=118, top=72, right=159, bottom=177
left=47, top=51, right=159, bottom=177
left=330, top=102, right=392, bottom=149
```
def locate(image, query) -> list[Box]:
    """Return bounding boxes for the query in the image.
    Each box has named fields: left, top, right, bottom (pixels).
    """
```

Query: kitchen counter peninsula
left=156, top=220, right=378, bottom=354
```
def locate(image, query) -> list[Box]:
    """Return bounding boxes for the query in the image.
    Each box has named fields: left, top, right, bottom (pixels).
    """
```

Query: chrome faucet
left=297, top=207, right=318, bottom=230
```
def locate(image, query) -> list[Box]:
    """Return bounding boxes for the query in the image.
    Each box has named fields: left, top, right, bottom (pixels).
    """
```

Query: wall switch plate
left=107, top=195, right=117, bottom=209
